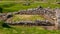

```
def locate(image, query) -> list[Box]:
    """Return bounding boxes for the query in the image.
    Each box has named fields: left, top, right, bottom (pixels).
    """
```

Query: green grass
left=7, top=15, right=45, bottom=22
left=0, top=1, right=60, bottom=34
left=0, top=1, right=60, bottom=13
left=1, top=0, right=60, bottom=2
left=0, top=26, right=59, bottom=34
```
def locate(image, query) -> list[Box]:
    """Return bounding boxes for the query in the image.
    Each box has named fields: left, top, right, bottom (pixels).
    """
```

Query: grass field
left=0, top=0, right=60, bottom=34
left=0, top=1, right=60, bottom=13
left=0, top=26, right=59, bottom=34
left=2, top=0, right=60, bottom=2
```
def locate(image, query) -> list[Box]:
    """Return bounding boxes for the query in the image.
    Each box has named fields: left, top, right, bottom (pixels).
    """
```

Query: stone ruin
left=0, top=6, right=60, bottom=30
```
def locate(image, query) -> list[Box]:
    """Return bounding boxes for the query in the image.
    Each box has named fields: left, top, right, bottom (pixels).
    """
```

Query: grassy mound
left=6, top=15, right=45, bottom=22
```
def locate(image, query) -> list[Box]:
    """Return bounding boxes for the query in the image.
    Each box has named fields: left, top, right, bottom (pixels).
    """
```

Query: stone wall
left=0, top=7, right=60, bottom=30
left=0, top=7, right=56, bottom=21
left=6, top=20, right=55, bottom=26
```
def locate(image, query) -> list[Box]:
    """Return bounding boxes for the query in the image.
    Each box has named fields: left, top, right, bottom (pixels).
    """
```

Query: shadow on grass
left=2, top=23, right=11, bottom=28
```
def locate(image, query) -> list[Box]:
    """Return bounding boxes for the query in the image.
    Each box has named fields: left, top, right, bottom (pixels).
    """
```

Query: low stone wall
left=0, top=7, right=57, bottom=21
left=6, top=20, right=55, bottom=26
left=0, top=7, right=60, bottom=30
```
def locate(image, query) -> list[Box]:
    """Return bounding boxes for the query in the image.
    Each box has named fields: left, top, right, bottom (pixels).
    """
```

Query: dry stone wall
left=0, top=7, right=58, bottom=25
left=0, top=7, right=60, bottom=30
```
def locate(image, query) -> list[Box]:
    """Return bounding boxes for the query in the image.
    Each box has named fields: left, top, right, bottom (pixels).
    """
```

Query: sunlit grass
left=0, top=26, right=59, bottom=34
left=0, top=1, right=60, bottom=13
left=7, top=15, right=45, bottom=22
